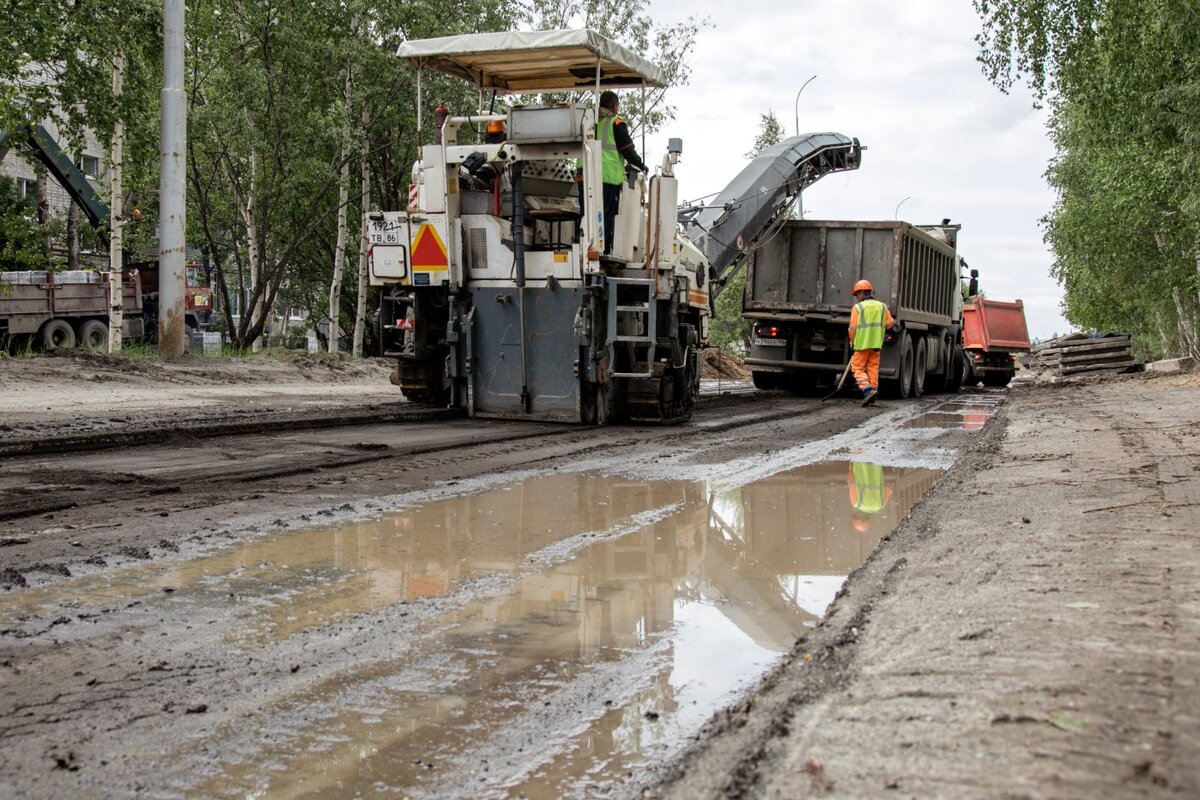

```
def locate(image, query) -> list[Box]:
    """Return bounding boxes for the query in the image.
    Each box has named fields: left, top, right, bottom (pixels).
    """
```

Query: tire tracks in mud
left=0, top=386, right=981, bottom=798
left=0, top=390, right=847, bottom=589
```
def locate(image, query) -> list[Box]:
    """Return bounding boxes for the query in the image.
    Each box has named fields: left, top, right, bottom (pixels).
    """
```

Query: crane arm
left=682, top=132, right=862, bottom=300
left=0, top=124, right=111, bottom=248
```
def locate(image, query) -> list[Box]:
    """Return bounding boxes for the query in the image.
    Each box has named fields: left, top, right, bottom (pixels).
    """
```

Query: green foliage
left=0, top=177, right=50, bottom=269
left=974, top=0, right=1200, bottom=358
left=744, top=111, right=785, bottom=159
left=526, top=0, right=709, bottom=135
left=709, top=268, right=749, bottom=353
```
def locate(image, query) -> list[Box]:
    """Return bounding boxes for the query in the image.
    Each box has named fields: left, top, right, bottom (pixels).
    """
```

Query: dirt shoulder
left=0, top=350, right=406, bottom=449
left=649, top=370, right=1200, bottom=798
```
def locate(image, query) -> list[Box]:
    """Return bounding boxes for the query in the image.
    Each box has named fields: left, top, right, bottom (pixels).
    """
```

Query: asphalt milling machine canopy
left=395, top=28, right=668, bottom=92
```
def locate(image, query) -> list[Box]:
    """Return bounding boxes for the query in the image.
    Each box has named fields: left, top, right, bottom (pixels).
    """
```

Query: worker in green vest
left=596, top=90, right=648, bottom=254
left=849, top=279, right=895, bottom=406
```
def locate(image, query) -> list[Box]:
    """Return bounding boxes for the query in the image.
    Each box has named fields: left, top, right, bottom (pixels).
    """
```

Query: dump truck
left=743, top=220, right=966, bottom=398
left=962, top=295, right=1030, bottom=387
left=0, top=269, right=144, bottom=349
left=2, top=124, right=210, bottom=349
left=368, top=29, right=862, bottom=423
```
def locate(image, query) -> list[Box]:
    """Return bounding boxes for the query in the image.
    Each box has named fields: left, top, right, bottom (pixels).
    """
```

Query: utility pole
left=108, top=52, right=124, bottom=354
left=894, top=196, right=912, bottom=220
left=158, top=0, right=187, bottom=358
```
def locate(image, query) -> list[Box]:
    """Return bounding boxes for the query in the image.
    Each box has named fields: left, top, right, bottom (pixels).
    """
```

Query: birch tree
left=974, top=0, right=1200, bottom=358
left=328, top=68, right=354, bottom=354
left=352, top=102, right=371, bottom=357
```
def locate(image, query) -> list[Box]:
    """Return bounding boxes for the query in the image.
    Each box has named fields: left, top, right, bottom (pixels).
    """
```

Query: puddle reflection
left=0, top=462, right=942, bottom=799
left=185, top=463, right=940, bottom=798
left=903, top=396, right=1002, bottom=431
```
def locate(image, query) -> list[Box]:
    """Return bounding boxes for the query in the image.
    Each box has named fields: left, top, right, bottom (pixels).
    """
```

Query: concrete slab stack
left=1022, top=333, right=1137, bottom=377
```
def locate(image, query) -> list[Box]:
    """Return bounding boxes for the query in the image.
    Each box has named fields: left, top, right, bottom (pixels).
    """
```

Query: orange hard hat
left=852, top=279, right=873, bottom=294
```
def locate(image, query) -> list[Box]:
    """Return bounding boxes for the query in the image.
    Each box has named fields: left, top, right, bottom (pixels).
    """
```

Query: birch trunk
left=34, top=163, right=52, bottom=258
left=108, top=52, right=125, bottom=353
left=352, top=102, right=370, bottom=357
left=66, top=203, right=80, bottom=269
left=328, top=67, right=353, bottom=355
left=245, top=149, right=261, bottom=352
left=1172, top=286, right=1200, bottom=361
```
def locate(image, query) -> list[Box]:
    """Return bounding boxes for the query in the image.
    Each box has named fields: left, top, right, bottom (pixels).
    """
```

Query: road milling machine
left=368, top=29, right=862, bottom=423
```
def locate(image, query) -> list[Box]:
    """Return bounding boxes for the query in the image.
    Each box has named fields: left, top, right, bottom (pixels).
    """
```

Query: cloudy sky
left=637, top=0, right=1070, bottom=340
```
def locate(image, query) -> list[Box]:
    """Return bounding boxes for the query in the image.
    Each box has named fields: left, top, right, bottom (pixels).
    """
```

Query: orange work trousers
left=850, top=349, right=881, bottom=393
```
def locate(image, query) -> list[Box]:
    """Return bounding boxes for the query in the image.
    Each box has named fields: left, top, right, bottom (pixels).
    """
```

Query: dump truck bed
left=963, top=298, right=1030, bottom=353
left=745, top=220, right=958, bottom=327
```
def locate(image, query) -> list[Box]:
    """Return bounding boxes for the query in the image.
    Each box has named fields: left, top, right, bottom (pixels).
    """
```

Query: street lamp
left=794, top=75, right=817, bottom=137
left=894, top=196, right=912, bottom=220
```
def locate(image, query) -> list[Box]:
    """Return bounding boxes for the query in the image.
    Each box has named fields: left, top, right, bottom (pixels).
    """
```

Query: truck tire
left=788, top=370, right=820, bottom=396
left=39, top=319, right=76, bottom=350
left=752, top=371, right=785, bottom=391
left=78, top=320, right=109, bottom=351
left=884, top=335, right=914, bottom=399
left=945, top=345, right=966, bottom=393
left=912, top=336, right=927, bottom=397
left=925, top=338, right=950, bottom=393
left=983, top=370, right=1013, bottom=388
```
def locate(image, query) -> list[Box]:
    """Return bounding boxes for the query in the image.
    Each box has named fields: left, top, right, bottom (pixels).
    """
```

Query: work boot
left=861, top=388, right=878, bottom=407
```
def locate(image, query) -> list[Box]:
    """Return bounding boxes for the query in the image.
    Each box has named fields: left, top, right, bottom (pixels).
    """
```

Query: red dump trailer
left=962, top=297, right=1031, bottom=386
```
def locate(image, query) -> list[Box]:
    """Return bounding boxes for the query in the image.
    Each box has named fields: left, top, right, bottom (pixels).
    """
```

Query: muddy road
left=0, top=351, right=1000, bottom=798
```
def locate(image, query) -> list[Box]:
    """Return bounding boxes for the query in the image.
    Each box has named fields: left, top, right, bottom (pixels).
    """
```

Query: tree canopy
left=3, top=1, right=704, bottom=350
left=974, top=0, right=1200, bottom=358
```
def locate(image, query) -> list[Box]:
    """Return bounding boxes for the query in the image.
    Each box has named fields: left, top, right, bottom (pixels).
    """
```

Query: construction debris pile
left=701, top=347, right=752, bottom=380
left=1021, top=333, right=1137, bottom=378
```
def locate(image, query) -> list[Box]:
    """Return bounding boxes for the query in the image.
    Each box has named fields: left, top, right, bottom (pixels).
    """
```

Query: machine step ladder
left=607, top=276, right=657, bottom=379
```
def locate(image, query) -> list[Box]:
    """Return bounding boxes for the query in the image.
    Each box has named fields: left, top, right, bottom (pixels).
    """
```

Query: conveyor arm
left=682, top=132, right=862, bottom=299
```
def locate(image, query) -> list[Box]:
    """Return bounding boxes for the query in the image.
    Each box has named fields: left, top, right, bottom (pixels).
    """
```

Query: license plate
left=752, top=338, right=785, bottom=347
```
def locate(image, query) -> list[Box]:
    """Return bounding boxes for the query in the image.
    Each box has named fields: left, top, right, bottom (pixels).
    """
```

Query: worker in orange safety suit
left=848, top=279, right=894, bottom=407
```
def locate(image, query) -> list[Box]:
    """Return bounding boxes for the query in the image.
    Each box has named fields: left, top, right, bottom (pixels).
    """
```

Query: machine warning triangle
left=411, top=224, right=448, bottom=270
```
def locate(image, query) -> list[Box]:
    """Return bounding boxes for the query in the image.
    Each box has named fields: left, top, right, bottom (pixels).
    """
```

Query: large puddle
left=0, top=463, right=940, bottom=798
left=0, top=398, right=1000, bottom=798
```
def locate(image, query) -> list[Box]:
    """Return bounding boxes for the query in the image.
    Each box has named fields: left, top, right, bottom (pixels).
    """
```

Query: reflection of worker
left=848, top=279, right=895, bottom=407
left=847, top=461, right=893, bottom=532
left=596, top=90, right=648, bottom=254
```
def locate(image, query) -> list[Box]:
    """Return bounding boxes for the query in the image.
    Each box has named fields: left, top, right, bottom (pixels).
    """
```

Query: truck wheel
left=983, top=371, right=1013, bottom=388
left=752, top=371, right=785, bottom=391
left=895, top=335, right=914, bottom=398
left=912, top=337, right=927, bottom=397
left=945, top=345, right=966, bottom=393
left=788, top=370, right=820, bottom=396
left=39, top=319, right=76, bottom=350
left=78, top=320, right=109, bottom=351
left=925, top=339, right=950, bottom=393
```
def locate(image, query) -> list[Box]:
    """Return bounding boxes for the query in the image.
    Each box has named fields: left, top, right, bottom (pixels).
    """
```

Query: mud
left=1, top=355, right=1195, bottom=798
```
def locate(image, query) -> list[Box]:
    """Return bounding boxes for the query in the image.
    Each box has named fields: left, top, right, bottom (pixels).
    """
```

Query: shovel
left=821, top=361, right=853, bottom=402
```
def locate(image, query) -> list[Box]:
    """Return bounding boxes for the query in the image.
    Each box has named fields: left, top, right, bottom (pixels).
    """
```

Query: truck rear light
left=754, top=323, right=781, bottom=338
